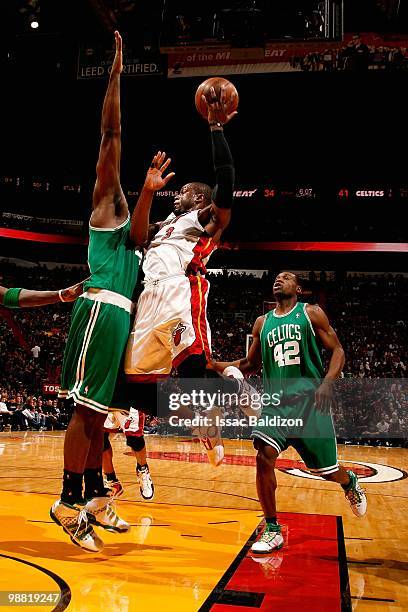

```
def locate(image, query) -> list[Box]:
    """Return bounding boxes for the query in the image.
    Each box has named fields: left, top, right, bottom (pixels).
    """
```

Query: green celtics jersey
left=83, top=216, right=141, bottom=300
left=260, top=302, right=324, bottom=401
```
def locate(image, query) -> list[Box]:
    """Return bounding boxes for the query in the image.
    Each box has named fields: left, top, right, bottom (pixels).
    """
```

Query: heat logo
left=173, top=323, right=187, bottom=346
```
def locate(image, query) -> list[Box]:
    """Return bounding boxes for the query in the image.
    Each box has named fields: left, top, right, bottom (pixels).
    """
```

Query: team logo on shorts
left=173, top=323, right=187, bottom=347
left=277, top=459, right=406, bottom=484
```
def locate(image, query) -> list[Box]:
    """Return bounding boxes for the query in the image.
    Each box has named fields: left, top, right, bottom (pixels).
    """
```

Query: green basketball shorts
left=59, top=292, right=132, bottom=414
left=251, top=395, right=339, bottom=475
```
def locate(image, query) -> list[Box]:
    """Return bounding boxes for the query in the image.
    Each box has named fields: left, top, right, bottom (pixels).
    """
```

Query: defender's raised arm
left=91, top=31, right=128, bottom=229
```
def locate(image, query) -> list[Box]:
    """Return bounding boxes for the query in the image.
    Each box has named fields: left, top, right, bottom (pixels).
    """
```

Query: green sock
left=342, top=470, right=355, bottom=491
left=265, top=517, right=279, bottom=530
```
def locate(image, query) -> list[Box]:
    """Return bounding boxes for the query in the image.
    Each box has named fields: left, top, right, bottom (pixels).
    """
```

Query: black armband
left=211, top=129, right=235, bottom=210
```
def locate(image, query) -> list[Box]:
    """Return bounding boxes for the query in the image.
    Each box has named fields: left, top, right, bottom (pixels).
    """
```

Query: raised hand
left=203, top=85, right=238, bottom=126
left=144, top=151, right=175, bottom=192
left=111, top=30, right=123, bottom=75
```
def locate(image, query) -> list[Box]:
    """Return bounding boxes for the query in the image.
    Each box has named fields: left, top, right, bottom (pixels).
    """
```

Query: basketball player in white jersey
left=123, top=87, right=239, bottom=465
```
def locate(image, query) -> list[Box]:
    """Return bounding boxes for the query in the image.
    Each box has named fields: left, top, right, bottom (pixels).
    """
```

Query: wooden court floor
left=0, top=432, right=407, bottom=611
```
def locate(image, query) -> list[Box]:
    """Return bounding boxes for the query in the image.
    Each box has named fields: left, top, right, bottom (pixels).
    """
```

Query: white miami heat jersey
left=143, top=210, right=216, bottom=281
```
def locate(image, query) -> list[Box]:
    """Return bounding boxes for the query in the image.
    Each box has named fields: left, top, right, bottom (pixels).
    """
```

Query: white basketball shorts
left=125, top=274, right=212, bottom=380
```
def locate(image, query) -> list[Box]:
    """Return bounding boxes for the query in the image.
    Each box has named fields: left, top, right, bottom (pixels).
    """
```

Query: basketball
left=195, top=77, right=239, bottom=119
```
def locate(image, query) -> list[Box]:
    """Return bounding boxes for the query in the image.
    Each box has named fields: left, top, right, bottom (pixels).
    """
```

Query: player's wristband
left=58, top=289, right=66, bottom=302
left=2, top=287, right=23, bottom=308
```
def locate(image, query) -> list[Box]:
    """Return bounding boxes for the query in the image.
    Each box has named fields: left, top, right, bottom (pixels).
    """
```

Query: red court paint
left=203, top=513, right=348, bottom=612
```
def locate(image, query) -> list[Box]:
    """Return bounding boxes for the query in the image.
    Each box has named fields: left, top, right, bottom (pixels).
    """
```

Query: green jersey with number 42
left=260, top=302, right=324, bottom=401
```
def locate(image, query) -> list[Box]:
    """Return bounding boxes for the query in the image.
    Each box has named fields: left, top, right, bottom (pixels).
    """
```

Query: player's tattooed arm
left=130, top=152, right=175, bottom=246
left=307, top=304, right=345, bottom=410
left=91, top=31, right=128, bottom=229
left=209, top=315, right=264, bottom=375
left=0, top=280, right=84, bottom=308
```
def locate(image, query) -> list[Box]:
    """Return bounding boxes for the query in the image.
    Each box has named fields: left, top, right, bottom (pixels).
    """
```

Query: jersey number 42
left=274, top=341, right=300, bottom=367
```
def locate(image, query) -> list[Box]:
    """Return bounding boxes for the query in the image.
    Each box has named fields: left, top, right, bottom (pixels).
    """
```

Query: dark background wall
left=2, top=1, right=407, bottom=268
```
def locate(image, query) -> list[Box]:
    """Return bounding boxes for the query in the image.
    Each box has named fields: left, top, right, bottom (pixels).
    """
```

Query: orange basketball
left=194, top=77, right=239, bottom=120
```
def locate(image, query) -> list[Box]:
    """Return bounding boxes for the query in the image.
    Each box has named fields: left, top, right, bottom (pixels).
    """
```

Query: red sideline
left=0, top=228, right=87, bottom=244
left=222, top=241, right=408, bottom=253
left=1, top=228, right=407, bottom=252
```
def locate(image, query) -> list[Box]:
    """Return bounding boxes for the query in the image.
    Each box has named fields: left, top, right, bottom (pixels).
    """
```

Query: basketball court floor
left=0, top=432, right=406, bottom=611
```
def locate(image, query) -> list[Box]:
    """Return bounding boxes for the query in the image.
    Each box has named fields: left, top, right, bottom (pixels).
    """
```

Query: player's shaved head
left=189, top=182, right=213, bottom=205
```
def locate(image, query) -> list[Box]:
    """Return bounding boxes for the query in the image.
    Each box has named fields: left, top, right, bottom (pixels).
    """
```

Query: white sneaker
left=200, top=436, right=224, bottom=467
left=223, top=366, right=262, bottom=419
left=251, top=525, right=284, bottom=554
left=50, top=499, right=104, bottom=552
left=222, top=366, right=244, bottom=379
left=84, top=496, right=130, bottom=533
left=192, top=405, right=224, bottom=467
left=137, top=466, right=155, bottom=500
left=103, top=477, right=124, bottom=498
left=344, top=470, right=367, bottom=517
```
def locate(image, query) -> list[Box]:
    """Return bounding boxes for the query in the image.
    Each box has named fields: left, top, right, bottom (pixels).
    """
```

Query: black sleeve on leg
left=177, top=353, right=207, bottom=378
left=126, top=435, right=146, bottom=452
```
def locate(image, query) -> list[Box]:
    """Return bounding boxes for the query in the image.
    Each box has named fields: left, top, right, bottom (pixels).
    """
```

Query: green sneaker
left=344, top=470, right=367, bottom=517
left=84, top=496, right=130, bottom=533
left=50, top=499, right=104, bottom=552
left=251, top=523, right=284, bottom=554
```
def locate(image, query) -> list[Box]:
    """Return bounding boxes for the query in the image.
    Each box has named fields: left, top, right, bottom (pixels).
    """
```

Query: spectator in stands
left=11, top=401, right=29, bottom=431
left=22, top=396, right=40, bottom=430
left=376, top=417, right=390, bottom=437
left=343, top=34, right=370, bottom=71
left=31, top=344, right=40, bottom=359
left=0, top=394, right=12, bottom=429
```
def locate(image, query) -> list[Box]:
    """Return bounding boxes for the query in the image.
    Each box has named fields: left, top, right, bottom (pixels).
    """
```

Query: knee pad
left=103, top=431, right=112, bottom=452
left=126, top=435, right=146, bottom=453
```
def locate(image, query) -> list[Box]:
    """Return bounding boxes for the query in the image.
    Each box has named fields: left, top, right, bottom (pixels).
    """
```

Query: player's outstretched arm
left=307, top=304, right=345, bottom=409
left=210, top=315, right=264, bottom=375
left=91, top=31, right=127, bottom=230
left=0, top=281, right=84, bottom=308
left=130, top=152, right=175, bottom=246
left=198, top=86, right=237, bottom=239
